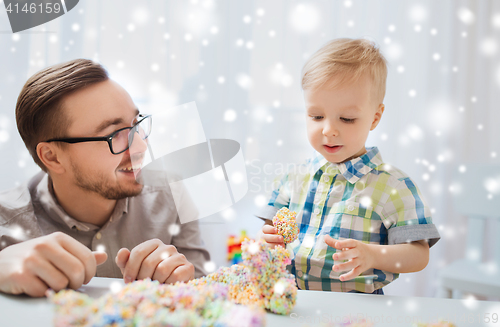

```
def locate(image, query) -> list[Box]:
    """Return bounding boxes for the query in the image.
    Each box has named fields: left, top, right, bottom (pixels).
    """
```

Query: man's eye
left=340, top=117, right=356, bottom=123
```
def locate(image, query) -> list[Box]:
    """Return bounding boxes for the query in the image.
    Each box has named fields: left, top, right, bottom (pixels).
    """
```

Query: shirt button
left=314, top=208, right=320, bottom=215
left=297, top=270, right=303, bottom=277
left=348, top=205, right=355, bottom=211
left=95, top=232, right=102, bottom=240
left=323, top=175, right=330, bottom=182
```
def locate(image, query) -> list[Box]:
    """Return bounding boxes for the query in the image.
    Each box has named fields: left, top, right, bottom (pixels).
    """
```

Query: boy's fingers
left=333, top=248, right=359, bottom=261
left=334, top=239, right=357, bottom=249
left=339, top=266, right=362, bottom=282
left=324, top=235, right=336, bottom=247
left=262, top=225, right=277, bottom=234
left=333, top=258, right=358, bottom=273
left=263, top=234, right=283, bottom=243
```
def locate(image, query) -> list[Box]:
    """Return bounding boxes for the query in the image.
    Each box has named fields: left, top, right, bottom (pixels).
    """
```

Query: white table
left=0, top=277, right=498, bottom=327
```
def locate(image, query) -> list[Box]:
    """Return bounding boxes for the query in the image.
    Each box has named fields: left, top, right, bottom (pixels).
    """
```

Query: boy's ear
left=370, top=104, right=385, bottom=131
left=36, top=142, right=66, bottom=175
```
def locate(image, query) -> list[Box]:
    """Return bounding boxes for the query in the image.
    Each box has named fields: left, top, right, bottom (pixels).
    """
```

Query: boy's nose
left=322, top=121, right=339, bottom=137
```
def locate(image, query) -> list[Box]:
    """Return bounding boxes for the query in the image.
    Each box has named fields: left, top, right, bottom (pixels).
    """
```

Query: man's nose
left=128, top=130, right=148, bottom=155
left=322, top=120, right=339, bottom=137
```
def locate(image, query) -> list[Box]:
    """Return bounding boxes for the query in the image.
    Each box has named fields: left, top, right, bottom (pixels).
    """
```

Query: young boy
left=256, top=38, right=440, bottom=294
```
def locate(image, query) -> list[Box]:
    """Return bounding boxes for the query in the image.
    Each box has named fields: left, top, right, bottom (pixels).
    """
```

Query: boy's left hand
left=324, top=235, right=374, bottom=281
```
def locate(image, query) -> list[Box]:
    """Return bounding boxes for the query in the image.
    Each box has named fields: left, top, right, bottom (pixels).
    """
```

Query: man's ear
left=36, top=142, right=66, bottom=174
left=370, top=104, right=385, bottom=131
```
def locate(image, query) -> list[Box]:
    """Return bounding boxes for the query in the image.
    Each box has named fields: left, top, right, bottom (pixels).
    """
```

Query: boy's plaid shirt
left=256, top=147, right=440, bottom=292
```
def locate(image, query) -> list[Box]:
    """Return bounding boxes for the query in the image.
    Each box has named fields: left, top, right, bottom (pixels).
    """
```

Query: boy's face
left=304, top=74, right=384, bottom=164
left=57, top=80, right=148, bottom=199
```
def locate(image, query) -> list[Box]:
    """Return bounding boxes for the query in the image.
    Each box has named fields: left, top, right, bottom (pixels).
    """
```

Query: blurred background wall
left=1, top=0, right=499, bottom=299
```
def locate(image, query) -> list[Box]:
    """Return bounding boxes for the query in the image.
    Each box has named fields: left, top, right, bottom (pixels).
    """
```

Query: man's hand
left=0, top=232, right=107, bottom=297
left=261, top=223, right=285, bottom=249
left=115, top=239, right=194, bottom=284
left=324, top=235, right=374, bottom=281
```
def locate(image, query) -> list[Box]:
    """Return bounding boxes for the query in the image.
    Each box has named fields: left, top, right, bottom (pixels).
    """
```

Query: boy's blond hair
left=301, top=38, right=388, bottom=104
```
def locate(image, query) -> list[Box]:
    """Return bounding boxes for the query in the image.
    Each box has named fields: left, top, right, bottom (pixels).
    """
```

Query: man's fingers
left=55, top=233, right=98, bottom=285
left=39, top=242, right=86, bottom=289
left=135, top=247, right=167, bottom=281
left=152, top=254, right=192, bottom=284
left=22, top=276, right=50, bottom=298
left=27, top=255, right=71, bottom=292
left=115, top=248, right=130, bottom=271
left=123, top=240, right=163, bottom=283
left=164, top=263, right=194, bottom=284
left=93, top=252, right=108, bottom=266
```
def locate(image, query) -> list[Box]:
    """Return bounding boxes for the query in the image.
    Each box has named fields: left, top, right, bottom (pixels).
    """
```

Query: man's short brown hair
left=16, top=59, right=109, bottom=172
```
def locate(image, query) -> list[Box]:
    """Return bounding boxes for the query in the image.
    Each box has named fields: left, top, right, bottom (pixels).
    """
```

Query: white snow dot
left=433, top=53, right=441, bottom=61
left=236, top=39, right=244, bottom=47
left=462, top=295, right=479, bottom=310
left=246, top=41, right=254, bottom=49
left=289, top=3, right=321, bottom=33
left=408, top=89, right=417, bottom=97
left=347, top=20, right=355, bottom=27
left=202, top=39, right=209, bottom=46
left=459, top=165, right=467, bottom=173
left=110, top=281, right=123, bottom=294
left=409, top=4, right=427, bottom=22
left=422, top=173, right=430, bottom=181
left=269, top=30, right=276, bottom=37
left=277, top=140, right=283, bottom=146
left=344, top=0, right=352, bottom=8
left=256, top=8, right=265, bottom=16
left=457, top=7, right=475, bottom=25
left=158, top=17, right=165, bottom=24
left=360, top=196, right=372, bottom=208
left=72, top=24, right=80, bottom=32
left=18, top=160, right=25, bottom=168
left=397, top=65, right=405, bottom=73
left=480, top=38, right=498, bottom=56
left=462, top=31, right=468, bottom=38
left=127, top=24, right=135, bottom=32
left=254, top=195, right=267, bottom=207
left=414, top=24, right=422, bottom=32
left=491, top=152, right=497, bottom=158
left=492, top=13, right=500, bottom=29
left=204, top=261, right=217, bottom=273
left=248, top=242, right=260, bottom=255
left=151, top=64, right=160, bottom=72
left=428, top=165, right=436, bottom=172
left=168, top=224, right=180, bottom=236
left=384, top=37, right=391, bottom=45
left=210, top=26, right=219, bottom=34
left=49, top=35, right=58, bottom=43
left=471, top=96, right=477, bottom=103
left=381, top=133, right=388, bottom=141
left=224, top=109, right=237, bottom=122
left=453, top=66, right=458, bottom=72
left=184, top=33, right=193, bottom=41
left=274, top=281, right=286, bottom=295
left=477, top=124, right=483, bottom=130
left=430, top=28, right=438, bottom=35
left=217, top=76, right=225, bottom=84
left=243, top=15, right=252, bottom=24
left=236, top=73, right=253, bottom=89
left=164, top=33, right=170, bottom=40
left=0, top=130, right=10, bottom=143
left=221, top=208, right=236, bottom=221
left=96, top=245, right=106, bottom=253
left=408, top=124, right=423, bottom=140
left=388, top=24, right=396, bottom=32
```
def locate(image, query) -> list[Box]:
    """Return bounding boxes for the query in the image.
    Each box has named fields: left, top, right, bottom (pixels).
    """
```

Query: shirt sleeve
left=381, top=177, right=441, bottom=248
left=254, top=172, right=291, bottom=221
left=171, top=216, right=211, bottom=278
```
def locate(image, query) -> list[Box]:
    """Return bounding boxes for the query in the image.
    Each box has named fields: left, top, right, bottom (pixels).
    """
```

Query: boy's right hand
left=261, top=224, right=285, bottom=249
left=0, top=232, right=107, bottom=297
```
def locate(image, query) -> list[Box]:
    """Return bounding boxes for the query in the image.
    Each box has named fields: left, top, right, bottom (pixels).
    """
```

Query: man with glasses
left=0, top=59, right=210, bottom=297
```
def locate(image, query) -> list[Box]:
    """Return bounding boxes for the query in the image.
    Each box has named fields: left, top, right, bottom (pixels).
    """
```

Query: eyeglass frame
left=44, top=114, right=152, bottom=155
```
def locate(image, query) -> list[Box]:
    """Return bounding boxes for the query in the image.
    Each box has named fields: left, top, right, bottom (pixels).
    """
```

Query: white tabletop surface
left=0, top=277, right=499, bottom=327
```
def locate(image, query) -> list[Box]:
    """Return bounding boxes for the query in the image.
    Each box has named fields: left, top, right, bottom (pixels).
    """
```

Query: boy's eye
left=310, top=115, right=324, bottom=120
left=340, top=117, right=356, bottom=123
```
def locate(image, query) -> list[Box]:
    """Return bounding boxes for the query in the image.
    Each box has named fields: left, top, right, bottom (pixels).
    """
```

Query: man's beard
left=71, top=161, right=143, bottom=200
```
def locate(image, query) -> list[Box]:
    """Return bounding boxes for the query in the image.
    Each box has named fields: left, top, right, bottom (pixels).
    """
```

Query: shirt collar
left=36, top=173, right=128, bottom=232
left=309, top=146, right=384, bottom=183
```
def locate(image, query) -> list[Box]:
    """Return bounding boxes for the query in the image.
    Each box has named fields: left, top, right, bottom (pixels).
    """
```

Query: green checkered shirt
left=256, top=147, right=440, bottom=292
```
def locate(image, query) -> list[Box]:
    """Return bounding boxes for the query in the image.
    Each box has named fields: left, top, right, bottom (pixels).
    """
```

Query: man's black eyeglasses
left=45, top=114, right=152, bottom=155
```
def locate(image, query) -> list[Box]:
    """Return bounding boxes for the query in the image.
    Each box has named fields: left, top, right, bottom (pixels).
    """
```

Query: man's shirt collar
left=310, top=146, right=384, bottom=183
